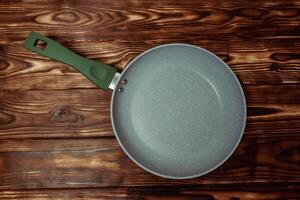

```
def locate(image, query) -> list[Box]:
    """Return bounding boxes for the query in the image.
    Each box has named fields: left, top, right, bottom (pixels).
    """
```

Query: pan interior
left=111, top=44, right=246, bottom=178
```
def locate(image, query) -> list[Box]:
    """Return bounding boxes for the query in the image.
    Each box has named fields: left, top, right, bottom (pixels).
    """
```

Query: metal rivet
left=121, top=79, right=128, bottom=85
left=118, top=87, right=124, bottom=92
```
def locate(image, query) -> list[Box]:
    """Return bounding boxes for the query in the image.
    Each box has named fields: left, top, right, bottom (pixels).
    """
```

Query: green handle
left=24, top=31, right=117, bottom=90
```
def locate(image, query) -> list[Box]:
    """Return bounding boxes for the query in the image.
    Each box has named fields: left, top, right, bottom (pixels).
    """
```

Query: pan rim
left=110, top=43, right=247, bottom=179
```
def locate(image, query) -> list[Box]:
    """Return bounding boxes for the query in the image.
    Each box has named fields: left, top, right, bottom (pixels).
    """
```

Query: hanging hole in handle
left=34, top=39, right=47, bottom=50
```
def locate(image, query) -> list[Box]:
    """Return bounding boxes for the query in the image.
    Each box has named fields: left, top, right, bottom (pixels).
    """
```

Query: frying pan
left=24, top=32, right=246, bottom=179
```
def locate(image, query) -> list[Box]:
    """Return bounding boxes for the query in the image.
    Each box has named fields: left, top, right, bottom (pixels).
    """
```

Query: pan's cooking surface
left=111, top=44, right=246, bottom=178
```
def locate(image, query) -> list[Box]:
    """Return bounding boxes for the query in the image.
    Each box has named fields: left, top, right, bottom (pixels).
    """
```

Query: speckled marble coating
left=111, top=44, right=246, bottom=179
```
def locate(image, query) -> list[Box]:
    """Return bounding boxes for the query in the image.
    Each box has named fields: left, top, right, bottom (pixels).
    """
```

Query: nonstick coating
left=111, top=44, right=246, bottom=179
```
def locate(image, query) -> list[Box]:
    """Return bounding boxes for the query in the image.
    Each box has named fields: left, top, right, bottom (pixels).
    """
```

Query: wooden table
left=0, top=0, right=299, bottom=199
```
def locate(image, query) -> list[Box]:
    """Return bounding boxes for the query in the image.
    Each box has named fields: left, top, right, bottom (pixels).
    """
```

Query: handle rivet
left=118, top=87, right=124, bottom=92
left=121, top=79, right=128, bottom=85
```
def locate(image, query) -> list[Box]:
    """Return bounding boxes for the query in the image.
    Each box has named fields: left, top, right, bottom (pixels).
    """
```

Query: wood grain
left=0, top=1, right=300, bottom=89
left=0, top=0, right=299, bottom=199
left=1, top=38, right=300, bottom=90
left=0, top=85, right=299, bottom=139
left=0, top=187, right=299, bottom=200
left=0, top=138, right=299, bottom=189
left=0, top=89, right=113, bottom=139
left=0, top=0, right=299, bottom=42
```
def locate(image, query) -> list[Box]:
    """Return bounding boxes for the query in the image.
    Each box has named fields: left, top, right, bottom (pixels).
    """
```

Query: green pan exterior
left=23, top=32, right=116, bottom=90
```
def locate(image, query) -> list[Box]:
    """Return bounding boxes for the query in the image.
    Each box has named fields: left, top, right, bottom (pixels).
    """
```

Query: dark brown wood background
left=0, top=0, right=299, bottom=199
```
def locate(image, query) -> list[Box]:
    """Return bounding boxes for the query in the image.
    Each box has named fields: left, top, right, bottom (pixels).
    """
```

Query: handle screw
left=121, top=79, right=128, bottom=85
left=118, top=87, right=124, bottom=92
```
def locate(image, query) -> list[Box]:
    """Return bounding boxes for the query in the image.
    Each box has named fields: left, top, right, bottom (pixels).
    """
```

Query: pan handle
left=24, top=31, right=117, bottom=90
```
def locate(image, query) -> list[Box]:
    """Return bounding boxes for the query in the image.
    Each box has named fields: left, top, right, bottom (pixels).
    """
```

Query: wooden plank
left=0, top=38, right=300, bottom=89
left=0, top=186, right=299, bottom=200
left=1, top=0, right=300, bottom=9
left=0, top=135, right=299, bottom=189
left=0, top=0, right=299, bottom=42
left=0, top=85, right=299, bottom=139
left=0, top=89, right=113, bottom=139
left=0, top=136, right=299, bottom=189
left=0, top=1, right=299, bottom=89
